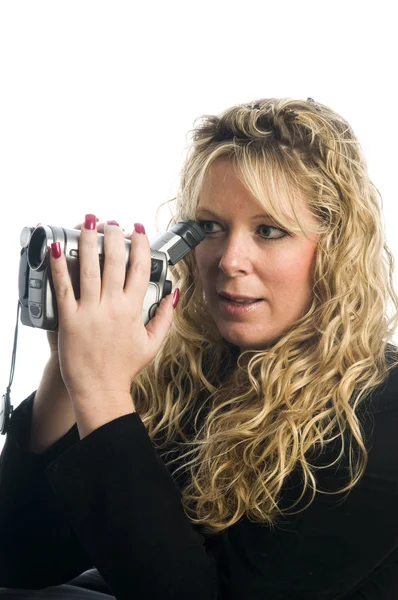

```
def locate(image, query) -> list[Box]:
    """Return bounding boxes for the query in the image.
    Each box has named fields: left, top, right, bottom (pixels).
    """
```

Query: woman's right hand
left=46, top=219, right=130, bottom=357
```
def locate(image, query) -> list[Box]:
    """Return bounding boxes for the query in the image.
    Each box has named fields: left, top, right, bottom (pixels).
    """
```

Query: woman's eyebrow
left=196, top=208, right=272, bottom=221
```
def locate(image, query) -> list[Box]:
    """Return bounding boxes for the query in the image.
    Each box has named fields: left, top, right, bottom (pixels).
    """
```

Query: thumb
left=145, top=289, right=179, bottom=347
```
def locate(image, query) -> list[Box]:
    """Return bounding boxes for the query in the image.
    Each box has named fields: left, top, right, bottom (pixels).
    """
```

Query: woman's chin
left=218, top=326, right=273, bottom=352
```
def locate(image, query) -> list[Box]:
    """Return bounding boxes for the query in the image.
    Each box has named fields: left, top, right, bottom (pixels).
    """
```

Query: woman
left=1, top=97, right=398, bottom=599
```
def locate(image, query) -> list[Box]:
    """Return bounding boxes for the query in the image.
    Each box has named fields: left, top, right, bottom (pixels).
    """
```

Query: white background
left=1, top=1, right=397, bottom=452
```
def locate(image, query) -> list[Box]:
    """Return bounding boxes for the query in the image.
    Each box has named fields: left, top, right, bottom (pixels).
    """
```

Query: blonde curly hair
left=131, top=97, right=398, bottom=534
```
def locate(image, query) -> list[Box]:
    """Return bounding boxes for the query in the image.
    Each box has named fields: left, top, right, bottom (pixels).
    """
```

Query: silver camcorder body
left=18, top=220, right=205, bottom=331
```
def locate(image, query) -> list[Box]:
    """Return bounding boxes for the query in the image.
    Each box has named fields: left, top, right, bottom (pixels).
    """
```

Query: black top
left=1, top=362, right=398, bottom=599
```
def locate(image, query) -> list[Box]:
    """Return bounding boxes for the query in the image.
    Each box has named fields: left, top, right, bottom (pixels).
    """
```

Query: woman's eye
left=198, top=221, right=288, bottom=240
left=258, top=225, right=288, bottom=240
left=198, top=221, right=221, bottom=234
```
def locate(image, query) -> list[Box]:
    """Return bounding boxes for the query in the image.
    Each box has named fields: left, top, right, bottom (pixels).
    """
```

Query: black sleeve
left=0, top=392, right=219, bottom=599
left=0, top=392, right=92, bottom=589
left=43, top=410, right=219, bottom=599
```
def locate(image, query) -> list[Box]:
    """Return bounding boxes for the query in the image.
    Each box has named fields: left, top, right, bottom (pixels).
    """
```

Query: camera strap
left=0, top=302, right=20, bottom=435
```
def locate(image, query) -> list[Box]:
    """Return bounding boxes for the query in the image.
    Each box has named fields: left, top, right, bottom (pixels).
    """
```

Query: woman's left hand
left=48, top=214, right=178, bottom=436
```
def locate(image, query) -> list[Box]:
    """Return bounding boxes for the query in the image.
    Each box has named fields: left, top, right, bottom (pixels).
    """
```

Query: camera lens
left=28, top=227, right=49, bottom=270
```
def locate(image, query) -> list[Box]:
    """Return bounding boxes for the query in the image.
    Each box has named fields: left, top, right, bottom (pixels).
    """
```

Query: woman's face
left=194, top=159, right=319, bottom=351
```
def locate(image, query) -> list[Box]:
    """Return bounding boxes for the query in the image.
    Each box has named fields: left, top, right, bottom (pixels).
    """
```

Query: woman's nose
left=217, top=236, right=253, bottom=275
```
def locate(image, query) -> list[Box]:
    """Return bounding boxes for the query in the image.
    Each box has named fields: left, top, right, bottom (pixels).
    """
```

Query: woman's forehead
left=198, top=161, right=306, bottom=221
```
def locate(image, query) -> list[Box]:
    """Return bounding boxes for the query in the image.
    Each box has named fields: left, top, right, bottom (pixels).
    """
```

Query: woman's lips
left=218, top=295, right=264, bottom=317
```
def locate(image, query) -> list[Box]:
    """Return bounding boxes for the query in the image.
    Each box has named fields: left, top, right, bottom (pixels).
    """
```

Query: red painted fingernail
left=107, top=220, right=120, bottom=226
left=85, top=214, right=97, bottom=230
left=172, top=288, right=180, bottom=309
left=134, top=223, right=146, bottom=235
left=51, top=242, right=62, bottom=259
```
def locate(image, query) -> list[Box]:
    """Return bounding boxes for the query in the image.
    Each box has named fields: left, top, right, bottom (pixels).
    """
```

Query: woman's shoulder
left=354, top=345, right=398, bottom=490
left=366, top=343, right=398, bottom=413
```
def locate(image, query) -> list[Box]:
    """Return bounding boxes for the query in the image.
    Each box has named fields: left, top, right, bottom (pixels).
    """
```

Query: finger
left=74, top=217, right=99, bottom=230
left=49, top=243, right=77, bottom=321
left=79, top=214, right=101, bottom=306
left=101, top=223, right=128, bottom=298
left=124, top=224, right=151, bottom=310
